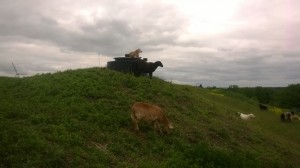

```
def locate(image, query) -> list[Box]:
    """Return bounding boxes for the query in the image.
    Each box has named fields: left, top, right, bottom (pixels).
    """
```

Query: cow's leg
left=158, top=125, right=163, bottom=134
left=133, top=121, right=139, bottom=132
left=149, top=72, right=153, bottom=79
left=155, top=122, right=163, bottom=133
left=153, top=121, right=162, bottom=133
left=287, top=113, right=291, bottom=121
left=131, top=114, right=139, bottom=132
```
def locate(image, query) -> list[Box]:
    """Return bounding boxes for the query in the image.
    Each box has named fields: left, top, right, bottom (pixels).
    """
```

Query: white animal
left=292, top=115, right=300, bottom=120
left=128, top=49, right=143, bottom=58
left=238, top=112, right=255, bottom=120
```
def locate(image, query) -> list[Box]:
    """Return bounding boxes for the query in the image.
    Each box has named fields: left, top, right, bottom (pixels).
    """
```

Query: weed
left=0, top=68, right=299, bottom=167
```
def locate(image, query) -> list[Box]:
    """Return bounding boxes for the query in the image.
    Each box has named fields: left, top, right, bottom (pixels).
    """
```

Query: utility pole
left=12, top=62, right=19, bottom=78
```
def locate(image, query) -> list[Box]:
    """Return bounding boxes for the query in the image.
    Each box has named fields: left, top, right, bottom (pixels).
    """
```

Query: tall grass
left=0, top=67, right=299, bottom=167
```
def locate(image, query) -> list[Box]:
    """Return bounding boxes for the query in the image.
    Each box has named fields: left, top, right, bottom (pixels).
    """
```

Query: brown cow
left=131, top=102, right=173, bottom=133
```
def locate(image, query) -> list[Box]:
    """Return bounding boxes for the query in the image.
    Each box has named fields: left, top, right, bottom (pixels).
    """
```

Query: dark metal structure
left=107, top=57, right=146, bottom=73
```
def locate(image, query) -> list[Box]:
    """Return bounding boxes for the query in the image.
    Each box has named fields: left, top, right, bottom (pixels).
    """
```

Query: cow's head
left=155, top=61, right=163, bottom=67
left=168, top=122, right=174, bottom=129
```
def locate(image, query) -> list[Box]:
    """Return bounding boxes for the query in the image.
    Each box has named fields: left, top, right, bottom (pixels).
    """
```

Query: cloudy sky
left=0, top=0, right=299, bottom=87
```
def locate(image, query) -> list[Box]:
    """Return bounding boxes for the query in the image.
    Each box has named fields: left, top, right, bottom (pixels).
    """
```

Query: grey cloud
left=0, top=0, right=299, bottom=87
left=0, top=0, right=186, bottom=56
left=158, top=45, right=300, bottom=87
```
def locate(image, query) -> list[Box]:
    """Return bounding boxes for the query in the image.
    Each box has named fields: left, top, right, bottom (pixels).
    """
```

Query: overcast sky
left=0, top=0, right=299, bottom=87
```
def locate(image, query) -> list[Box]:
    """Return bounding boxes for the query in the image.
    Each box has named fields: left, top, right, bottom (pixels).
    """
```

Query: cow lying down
left=131, top=102, right=173, bottom=134
left=238, top=112, right=255, bottom=120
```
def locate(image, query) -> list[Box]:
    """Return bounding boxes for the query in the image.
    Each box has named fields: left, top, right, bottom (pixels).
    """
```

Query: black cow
left=132, top=59, right=163, bottom=79
left=259, top=104, right=268, bottom=111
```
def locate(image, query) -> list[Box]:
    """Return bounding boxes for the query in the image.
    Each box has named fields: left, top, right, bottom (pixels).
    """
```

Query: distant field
left=1, top=67, right=299, bottom=167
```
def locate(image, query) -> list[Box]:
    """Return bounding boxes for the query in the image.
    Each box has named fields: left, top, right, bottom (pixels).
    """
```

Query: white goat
left=238, top=112, right=255, bottom=120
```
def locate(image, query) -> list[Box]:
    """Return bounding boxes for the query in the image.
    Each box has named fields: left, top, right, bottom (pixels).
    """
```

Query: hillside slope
left=1, top=67, right=299, bottom=167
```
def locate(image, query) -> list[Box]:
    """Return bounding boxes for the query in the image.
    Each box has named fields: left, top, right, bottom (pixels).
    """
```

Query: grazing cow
left=281, top=111, right=293, bottom=121
left=259, top=104, right=268, bottom=111
left=281, top=111, right=300, bottom=121
left=126, top=49, right=143, bottom=58
left=238, top=112, right=255, bottom=120
left=132, top=59, right=163, bottom=78
left=131, top=102, right=173, bottom=133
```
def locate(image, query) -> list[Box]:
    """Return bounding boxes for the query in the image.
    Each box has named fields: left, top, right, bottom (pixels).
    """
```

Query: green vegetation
left=227, top=84, right=300, bottom=109
left=1, top=67, right=299, bottom=167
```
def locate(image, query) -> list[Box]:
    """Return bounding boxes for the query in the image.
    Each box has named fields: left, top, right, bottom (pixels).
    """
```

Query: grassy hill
left=1, top=67, right=299, bottom=167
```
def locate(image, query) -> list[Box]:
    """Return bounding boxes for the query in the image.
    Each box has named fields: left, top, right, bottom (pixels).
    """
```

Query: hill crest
left=0, top=67, right=299, bottom=167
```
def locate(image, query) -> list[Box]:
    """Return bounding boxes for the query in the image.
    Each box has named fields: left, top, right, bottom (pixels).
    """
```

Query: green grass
left=1, top=67, right=299, bottom=167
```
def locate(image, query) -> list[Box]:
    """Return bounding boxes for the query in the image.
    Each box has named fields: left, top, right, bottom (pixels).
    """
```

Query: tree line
left=226, top=84, right=300, bottom=109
